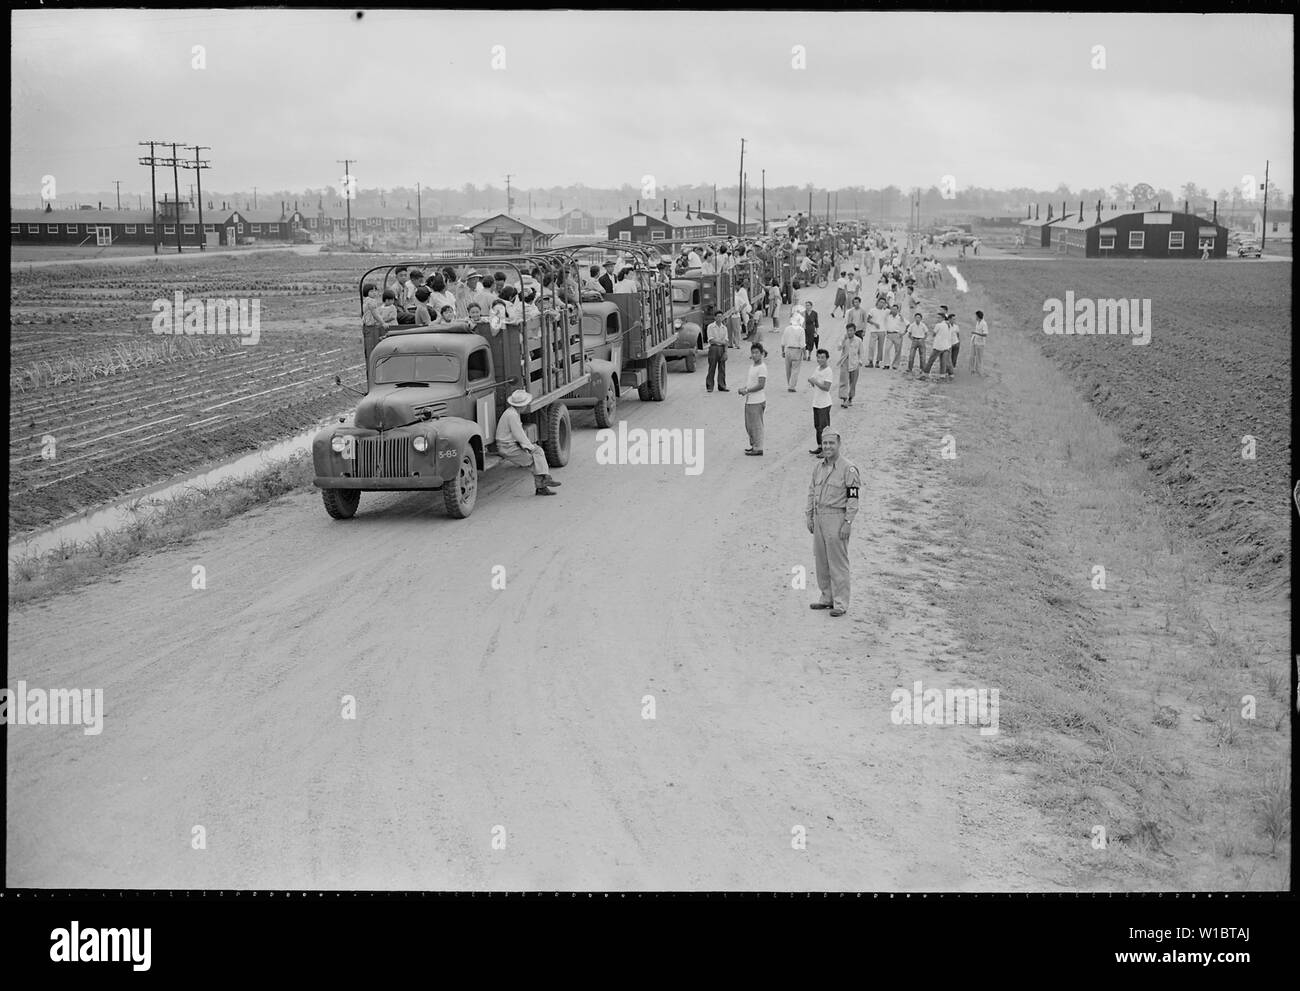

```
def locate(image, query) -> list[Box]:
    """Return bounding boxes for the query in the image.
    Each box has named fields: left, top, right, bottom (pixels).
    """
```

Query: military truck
left=314, top=254, right=616, bottom=520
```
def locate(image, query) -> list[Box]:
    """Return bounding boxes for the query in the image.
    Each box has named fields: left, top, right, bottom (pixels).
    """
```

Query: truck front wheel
left=647, top=352, right=668, bottom=401
left=594, top=378, right=617, bottom=428
left=542, top=403, right=571, bottom=468
left=442, top=453, right=477, bottom=518
left=322, top=488, right=361, bottom=520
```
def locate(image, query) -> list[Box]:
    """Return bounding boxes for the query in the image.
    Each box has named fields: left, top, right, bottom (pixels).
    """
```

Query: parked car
left=1236, top=242, right=1262, bottom=258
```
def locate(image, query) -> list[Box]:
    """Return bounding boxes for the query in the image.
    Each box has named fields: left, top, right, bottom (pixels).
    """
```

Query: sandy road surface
left=8, top=276, right=1074, bottom=890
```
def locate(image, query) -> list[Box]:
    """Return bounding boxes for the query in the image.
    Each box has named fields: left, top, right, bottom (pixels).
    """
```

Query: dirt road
left=7, top=276, right=1074, bottom=890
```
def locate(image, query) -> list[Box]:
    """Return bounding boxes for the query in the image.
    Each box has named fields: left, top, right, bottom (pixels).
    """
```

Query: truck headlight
left=412, top=436, right=429, bottom=452
left=674, top=319, right=683, bottom=330
left=331, top=436, right=347, bottom=452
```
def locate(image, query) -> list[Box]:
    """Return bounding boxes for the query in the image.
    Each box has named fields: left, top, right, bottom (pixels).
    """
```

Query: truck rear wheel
left=647, top=352, right=668, bottom=401
left=542, top=403, right=571, bottom=468
left=442, top=452, right=477, bottom=518
left=322, top=488, right=360, bottom=520
left=594, top=378, right=617, bottom=428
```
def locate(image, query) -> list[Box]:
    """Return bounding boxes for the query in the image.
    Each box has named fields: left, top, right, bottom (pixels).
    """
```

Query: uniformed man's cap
left=821, top=430, right=841, bottom=442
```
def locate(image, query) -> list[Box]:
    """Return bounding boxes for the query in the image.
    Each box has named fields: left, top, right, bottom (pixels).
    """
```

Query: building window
left=164, top=224, right=176, bottom=234
left=203, top=224, right=216, bottom=233
left=1197, top=237, right=1215, bottom=250
left=618, top=231, right=631, bottom=241
left=48, top=224, right=59, bottom=233
left=184, top=224, right=196, bottom=234
left=1097, top=235, right=1115, bottom=250
left=237, top=224, right=244, bottom=233
left=1272, top=222, right=1279, bottom=232
left=1128, top=231, right=1145, bottom=249
left=1168, top=231, right=1185, bottom=250
left=67, top=224, right=79, bottom=233
left=126, top=225, right=138, bottom=234
left=511, top=234, right=522, bottom=247
left=308, top=218, right=317, bottom=228
left=251, top=224, right=261, bottom=233
left=28, top=224, right=39, bottom=233
left=650, top=229, right=666, bottom=240
left=715, top=224, right=727, bottom=235
left=145, top=225, right=154, bottom=234
left=10, top=225, right=19, bottom=234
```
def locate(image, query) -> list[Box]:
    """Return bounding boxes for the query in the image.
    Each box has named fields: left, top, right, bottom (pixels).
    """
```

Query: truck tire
left=683, top=350, right=697, bottom=373
left=442, top=452, right=477, bottom=518
left=322, top=488, right=360, bottom=520
left=594, top=378, right=617, bottom=429
left=541, top=403, right=571, bottom=468
left=647, top=352, right=668, bottom=401
left=637, top=378, right=653, bottom=401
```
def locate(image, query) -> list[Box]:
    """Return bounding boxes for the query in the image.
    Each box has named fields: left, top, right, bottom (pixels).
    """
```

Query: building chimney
left=1156, top=200, right=1161, bottom=211
left=1062, top=200, right=1067, bottom=220
left=635, top=199, right=639, bottom=213
left=1035, top=204, right=1039, bottom=220
left=663, top=198, right=668, bottom=220
left=629, top=205, right=633, bottom=217
left=98, top=201, right=102, bottom=209
left=1096, top=200, right=1101, bottom=223
left=1212, top=199, right=1218, bottom=223
left=1184, top=199, right=1189, bottom=213
left=1047, top=203, right=1054, bottom=221
left=1079, top=201, right=1083, bottom=221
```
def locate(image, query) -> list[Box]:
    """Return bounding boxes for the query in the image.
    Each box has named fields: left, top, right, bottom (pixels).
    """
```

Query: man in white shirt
left=882, top=303, right=906, bottom=369
left=838, top=322, right=863, bottom=407
left=733, top=285, right=752, bottom=346
left=969, top=309, right=989, bottom=375
left=864, top=298, right=888, bottom=368
left=737, top=343, right=768, bottom=455
left=905, top=311, right=929, bottom=376
left=705, top=313, right=730, bottom=392
left=807, top=347, right=835, bottom=455
left=923, top=314, right=956, bottom=380
left=781, top=319, right=806, bottom=391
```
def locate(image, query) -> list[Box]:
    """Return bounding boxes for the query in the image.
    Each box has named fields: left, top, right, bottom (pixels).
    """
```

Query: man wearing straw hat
left=495, top=390, right=562, bottom=496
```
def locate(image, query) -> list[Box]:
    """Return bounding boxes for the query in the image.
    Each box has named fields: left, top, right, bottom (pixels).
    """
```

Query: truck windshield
left=373, top=352, right=460, bottom=384
left=671, top=286, right=694, bottom=303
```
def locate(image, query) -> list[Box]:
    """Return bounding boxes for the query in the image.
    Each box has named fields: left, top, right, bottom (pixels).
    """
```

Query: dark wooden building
left=606, top=204, right=717, bottom=244
left=1056, top=202, right=1228, bottom=258
left=464, top=213, right=561, bottom=255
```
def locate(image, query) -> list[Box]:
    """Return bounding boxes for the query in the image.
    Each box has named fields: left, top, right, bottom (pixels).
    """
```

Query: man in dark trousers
left=802, top=300, right=820, bottom=359
left=704, top=312, right=730, bottom=393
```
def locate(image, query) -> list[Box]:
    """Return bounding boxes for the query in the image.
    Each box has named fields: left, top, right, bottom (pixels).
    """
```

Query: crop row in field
left=960, top=258, right=1290, bottom=589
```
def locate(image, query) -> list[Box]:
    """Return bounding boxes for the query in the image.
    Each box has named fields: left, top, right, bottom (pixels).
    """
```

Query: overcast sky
left=10, top=9, right=1294, bottom=200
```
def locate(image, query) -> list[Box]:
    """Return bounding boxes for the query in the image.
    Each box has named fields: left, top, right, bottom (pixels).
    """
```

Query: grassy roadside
left=904, top=277, right=1289, bottom=889
left=8, top=453, right=315, bottom=608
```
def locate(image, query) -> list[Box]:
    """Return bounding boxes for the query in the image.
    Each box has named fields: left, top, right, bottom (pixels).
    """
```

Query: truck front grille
left=354, top=436, right=410, bottom=478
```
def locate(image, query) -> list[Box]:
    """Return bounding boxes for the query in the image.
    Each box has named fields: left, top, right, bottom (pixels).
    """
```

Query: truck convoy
left=312, top=253, right=616, bottom=520
left=313, top=234, right=784, bottom=521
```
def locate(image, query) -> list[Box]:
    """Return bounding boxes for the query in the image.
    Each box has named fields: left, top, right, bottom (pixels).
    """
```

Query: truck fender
left=586, top=358, right=617, bottom=395
left=431, top=417, right=484, bottom=479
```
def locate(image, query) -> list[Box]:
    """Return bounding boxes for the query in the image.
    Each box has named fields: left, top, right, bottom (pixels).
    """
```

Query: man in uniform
left=806, top=431, right=859, bottom=617
left=496, top=390, right=562, bottom=496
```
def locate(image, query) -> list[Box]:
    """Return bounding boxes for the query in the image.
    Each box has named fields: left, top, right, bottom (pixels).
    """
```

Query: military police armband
left=846, top=485, right=859, bottom=499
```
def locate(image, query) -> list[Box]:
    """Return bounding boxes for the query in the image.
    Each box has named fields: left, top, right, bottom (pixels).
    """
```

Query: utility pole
left=1260, top=159, right=1270, bottom=253
left=169, top=142, right=184, bottom=253
left=741, top=172, right=747, bottom=231
left=826, top=191, right=830, bottom=223
left=505, top=173, right=513, bottom=214
left=138, top=140, right=171, bottom=254
left=416, top=181, right=422, bottom=248
left=180, top=144, right=211, bottom=250
left=736, top=138, right=745, bottom=229
left=112, top=180, right=122, bottom=210
left=252, top=186, right=258, bottom=210
left=337, top=159, right=355, bottom=244
left=761, top=169, right=766, bottom=231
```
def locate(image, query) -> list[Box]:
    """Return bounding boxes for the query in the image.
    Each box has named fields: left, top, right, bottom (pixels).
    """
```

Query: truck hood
left=355, top=383, right=460, bottom=430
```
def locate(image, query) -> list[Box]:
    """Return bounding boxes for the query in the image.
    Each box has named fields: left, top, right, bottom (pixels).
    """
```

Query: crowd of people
left=719, top=219, right=991, bottom=616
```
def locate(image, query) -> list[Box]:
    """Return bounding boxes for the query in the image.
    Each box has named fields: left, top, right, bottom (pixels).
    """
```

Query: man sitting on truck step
left=495, top=391, right=561, bottom=497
